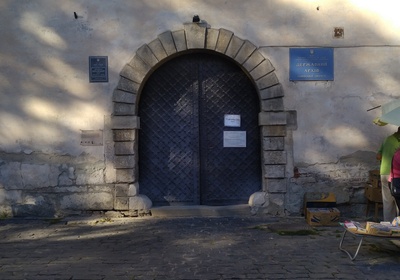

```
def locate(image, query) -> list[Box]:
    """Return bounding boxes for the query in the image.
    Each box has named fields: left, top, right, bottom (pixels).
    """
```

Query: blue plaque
left=289, top=48, right=334, bottom=81
left=89, top=56, right=108, bottom=83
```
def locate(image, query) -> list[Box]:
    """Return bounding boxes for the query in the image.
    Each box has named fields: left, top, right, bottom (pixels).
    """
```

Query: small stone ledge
left=259, top=112, right=287, bottom=125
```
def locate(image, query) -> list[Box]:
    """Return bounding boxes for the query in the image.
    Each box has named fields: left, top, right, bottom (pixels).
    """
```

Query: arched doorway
left=110, top=24, right=291, bottom=215
left=138, top=52, right=261, bottom=206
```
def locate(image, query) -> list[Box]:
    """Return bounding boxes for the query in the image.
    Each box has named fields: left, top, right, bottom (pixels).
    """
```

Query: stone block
left=215, top=28, right=233, bottom=54
left=115, top=184, right=129, bottom=197
left=113, top=129, right=136, bottom=142
left=184, top=23, right=206, bottom=49
left=267, top=193, right=286, bottom=216
left=259, top=112, right=287, bottom=126
left=261, top=98, right=284, bottom=112
left=225, top=35, right=244, bottom=58
left=113, top=103, right=135, bottom=116
left=117, top=77, right=139, bottom=94
left=263, top=137, right=284, bottom=151
left=112, top=89, right=136, bottom=104
left=21, top=163, right=58, bottom=189
left=136, top=44, right=159, bottom=67
left=250, top=59, right=275, bottom=81
left=263, top=151, right=287, bottom=164
left=116, top=168, right=136, bottom=183
left=172, top=30, right=187, bottom=52
left=128, top=182, right=139, bottom=196
left=114, top=155, right=135, bottom=169
left=115, top=142, right=134, bottom=155
left=259, top=84, right=284, bottom=100
left=256, top=72, right=279, bottom=89
left=264, top=165, right=285, bottom=178
left=267, top=178, right=287, bottom=193
left=76, top=165, right=105, bottom=185
left=262, top=125, right=286, bottom=137
left=235, top=40, right=257, bottom=64
left=206, top=28, right=219, bottom=50
left=158, top=31, right=177, bottom=56
left=0, top=162, right=23, bottom=189
left=129, top=194, right=152, bottom=210
left=125, top=55, right=150, bottom=83
left=60, top=191, right=114, bottom=210
left=148, top=38, right=168, bottom=61
left=242, top=50, right=265, bottom=72
left=114, top=196, right=129, bottom=210
left=111, top=116, right=140, bottom=129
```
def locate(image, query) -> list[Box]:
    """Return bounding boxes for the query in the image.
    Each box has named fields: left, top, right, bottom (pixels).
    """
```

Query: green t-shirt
left=378, top=132, right=400, bottom=175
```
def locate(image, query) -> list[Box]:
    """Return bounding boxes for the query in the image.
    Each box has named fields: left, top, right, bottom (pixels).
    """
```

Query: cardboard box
left=303, top=192, right=337, bottom=216
left=306, top=207, right=340, bottom=226
left=364, top=184, right=382, bottom=202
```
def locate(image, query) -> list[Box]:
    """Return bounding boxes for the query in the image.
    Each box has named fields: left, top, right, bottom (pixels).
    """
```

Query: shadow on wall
left=0, top=1, right=397, bottom=217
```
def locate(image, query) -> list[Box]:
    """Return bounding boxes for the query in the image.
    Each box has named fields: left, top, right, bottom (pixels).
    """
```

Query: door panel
left=139, top=53, right=261, bottom=205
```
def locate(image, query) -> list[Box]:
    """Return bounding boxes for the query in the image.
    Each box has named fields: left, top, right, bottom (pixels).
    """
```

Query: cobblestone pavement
left=1, top=215, right=400, bottom=280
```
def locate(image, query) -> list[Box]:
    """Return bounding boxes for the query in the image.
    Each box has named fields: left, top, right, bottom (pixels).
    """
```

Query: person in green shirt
left=377, top=127, right=400, bottom=221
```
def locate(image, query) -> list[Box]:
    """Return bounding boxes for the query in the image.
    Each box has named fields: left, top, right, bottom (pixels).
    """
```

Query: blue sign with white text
left=289, top=48, right=334, bottom=81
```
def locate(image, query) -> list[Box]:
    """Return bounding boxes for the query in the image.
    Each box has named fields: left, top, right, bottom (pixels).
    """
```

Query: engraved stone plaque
left=89, top=56, right=108, bottom=83
left=80, top=130, right=103, bottom=146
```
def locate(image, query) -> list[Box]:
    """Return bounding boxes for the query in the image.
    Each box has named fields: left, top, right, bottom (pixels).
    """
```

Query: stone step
left=150, top=204, right=252, bottom=218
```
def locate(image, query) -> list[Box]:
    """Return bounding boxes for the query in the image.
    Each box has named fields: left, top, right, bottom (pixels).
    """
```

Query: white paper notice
left=223, top=131, right=246, bottom=148
left=224, top=114, right=241, bottom=127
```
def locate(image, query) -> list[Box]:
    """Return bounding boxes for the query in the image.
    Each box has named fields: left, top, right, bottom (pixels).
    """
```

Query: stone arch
left=110, top=23, right=290, bottom=214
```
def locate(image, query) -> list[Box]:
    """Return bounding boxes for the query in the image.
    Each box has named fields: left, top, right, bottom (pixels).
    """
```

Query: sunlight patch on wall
left=349, top=0, right=400, bottom=30
left=20, top=12, right=67, bottom=49
left=43, top=57, right=89, bottom=98
left=326, top=125, right=369, bottom=148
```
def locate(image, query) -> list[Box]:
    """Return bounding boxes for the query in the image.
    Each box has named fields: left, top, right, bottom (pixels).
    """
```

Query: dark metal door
left=139, top=53, right=261, bottom=205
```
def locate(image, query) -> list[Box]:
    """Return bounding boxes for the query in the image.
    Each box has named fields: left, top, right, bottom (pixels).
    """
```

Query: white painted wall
left=1, top=0, right=399, bottom=216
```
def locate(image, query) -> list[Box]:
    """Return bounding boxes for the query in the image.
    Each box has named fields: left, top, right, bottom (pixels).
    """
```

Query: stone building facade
left=0, top=1, right=398, bottom=217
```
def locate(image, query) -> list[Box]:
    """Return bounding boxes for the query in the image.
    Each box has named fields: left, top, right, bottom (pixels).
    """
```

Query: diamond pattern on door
left=139, top=53, right=261, bottom=205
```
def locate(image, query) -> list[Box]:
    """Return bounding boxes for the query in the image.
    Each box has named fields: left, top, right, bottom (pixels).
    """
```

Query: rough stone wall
left=0, top=152, right=114, bottom=217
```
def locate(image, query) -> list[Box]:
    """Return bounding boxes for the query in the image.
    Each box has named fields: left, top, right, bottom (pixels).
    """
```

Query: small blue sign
left=289, top=48, right=334, bottom=81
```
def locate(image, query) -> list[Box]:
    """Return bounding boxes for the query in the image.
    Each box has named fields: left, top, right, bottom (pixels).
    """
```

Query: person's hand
left=376, top=153, right=382, bottom=161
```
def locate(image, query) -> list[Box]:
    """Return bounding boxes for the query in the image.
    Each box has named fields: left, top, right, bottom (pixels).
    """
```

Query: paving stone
left=0, top=216, right=400, bottom=279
